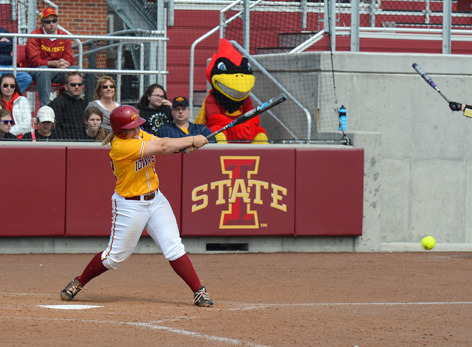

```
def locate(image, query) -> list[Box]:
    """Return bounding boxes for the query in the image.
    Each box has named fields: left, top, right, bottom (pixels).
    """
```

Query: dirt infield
left=1, top=252, right=471, bottom=346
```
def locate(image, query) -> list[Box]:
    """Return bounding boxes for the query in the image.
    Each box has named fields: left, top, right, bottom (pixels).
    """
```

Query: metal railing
left=2, top=32, right=168, bottom=104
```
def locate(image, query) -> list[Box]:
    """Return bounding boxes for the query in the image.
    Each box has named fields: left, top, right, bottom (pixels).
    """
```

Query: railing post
left=443, top=0, right=452, bottom=54
left=243, top=0, right=250, bottom=51
left=351, top=0, right=360, bottom=52
left=328, top=0, right=336, bottom=51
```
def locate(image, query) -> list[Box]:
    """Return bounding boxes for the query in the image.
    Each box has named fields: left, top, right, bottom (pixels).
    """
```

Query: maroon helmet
left=110, top=105, right=145, bottom=136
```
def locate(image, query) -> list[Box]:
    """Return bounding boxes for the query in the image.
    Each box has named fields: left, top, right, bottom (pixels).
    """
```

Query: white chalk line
left=0, top=316, right=269, bottom=347
left=222, top=301, right=472, bottom=311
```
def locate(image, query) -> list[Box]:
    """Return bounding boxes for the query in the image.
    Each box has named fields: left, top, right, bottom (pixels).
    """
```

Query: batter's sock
left=169, top=254, right=202, bottom=292
left=77, top=252, right=109, bottom=286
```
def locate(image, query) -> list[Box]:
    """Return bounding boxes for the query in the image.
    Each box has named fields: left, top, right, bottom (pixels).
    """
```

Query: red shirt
left=2, top=92, right=20, bottom=114
left=25, top=28, right=74, bottom=67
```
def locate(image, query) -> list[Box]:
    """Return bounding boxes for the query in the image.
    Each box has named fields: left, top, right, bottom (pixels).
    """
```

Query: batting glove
left=449, top=102, right=462, bottom=111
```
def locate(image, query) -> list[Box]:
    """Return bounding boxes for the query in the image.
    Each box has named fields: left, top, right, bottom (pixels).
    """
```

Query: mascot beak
left=212, top=74, right=256, bottom=102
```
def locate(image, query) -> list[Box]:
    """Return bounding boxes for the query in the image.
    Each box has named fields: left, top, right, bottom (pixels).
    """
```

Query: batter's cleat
left=193, top=286, right=213, bottom=307
left=60, top=277, right=83, bottom=301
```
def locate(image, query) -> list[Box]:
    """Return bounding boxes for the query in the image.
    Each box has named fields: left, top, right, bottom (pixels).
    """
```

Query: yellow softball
left=421, top=236, right=436, bottom=250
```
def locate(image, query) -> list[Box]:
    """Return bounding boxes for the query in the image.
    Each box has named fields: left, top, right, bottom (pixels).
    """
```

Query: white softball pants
left=101, top=190, right=186, bottom=270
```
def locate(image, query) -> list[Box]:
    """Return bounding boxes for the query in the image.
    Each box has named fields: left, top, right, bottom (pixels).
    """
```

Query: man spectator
left=156, top=96, right=216, bottom=143
left=25, top=7, right=75, bottom=107
left=49, top=72, right=86, bottom=139
left=0, top=27, right=33, bottom=94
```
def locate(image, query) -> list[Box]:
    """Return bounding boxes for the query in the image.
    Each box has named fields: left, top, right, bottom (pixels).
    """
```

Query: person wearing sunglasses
left=0, top=109, right=18, bottom=140
left=85, top=75, right=120, bottom=132
left=25, top=7, right=76, bottom=107
left=134, top=84, right=173, bottom=135
left=0, top=73, right=33, bottom=139
left=48, top=72, right=87, bottom=139
left=0, top=27, right=33, bottom=94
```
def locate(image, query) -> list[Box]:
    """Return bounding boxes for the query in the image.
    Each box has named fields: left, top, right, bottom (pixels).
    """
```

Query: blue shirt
left=156, top=122, right=216, bottom=143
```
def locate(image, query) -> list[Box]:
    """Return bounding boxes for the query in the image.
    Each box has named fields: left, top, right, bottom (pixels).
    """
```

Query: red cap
left=41, top=7, right=58, bottom=19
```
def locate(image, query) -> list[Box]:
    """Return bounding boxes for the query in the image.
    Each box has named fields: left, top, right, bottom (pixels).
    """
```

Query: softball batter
left=60, top=105, right=213, bottom=307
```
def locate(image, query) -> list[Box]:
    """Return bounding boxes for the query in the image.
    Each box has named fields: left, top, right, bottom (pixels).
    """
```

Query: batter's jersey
left=110, top=130, right=159, bottom=197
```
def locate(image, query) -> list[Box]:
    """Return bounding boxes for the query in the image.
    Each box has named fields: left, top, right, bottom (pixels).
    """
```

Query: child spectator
left=23, top=105, right=57, bottom=141
left=77, top=106, right=107, bottom=141
left=0, top=109, right=17, bottom=140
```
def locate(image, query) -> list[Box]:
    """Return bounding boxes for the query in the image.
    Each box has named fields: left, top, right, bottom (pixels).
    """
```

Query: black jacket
left=48, top=92, right=87, bottom=139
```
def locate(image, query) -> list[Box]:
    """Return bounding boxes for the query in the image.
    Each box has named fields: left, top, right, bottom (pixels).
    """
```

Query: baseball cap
left=172, top=96, right=189, bottom=108
left=41, top=7, right=58, bottom=19
left=37, top=106, right=55, bottom=123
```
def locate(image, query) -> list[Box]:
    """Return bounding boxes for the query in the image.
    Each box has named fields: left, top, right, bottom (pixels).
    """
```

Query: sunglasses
left=102, top=85, right=116, bottom=89
left=42, top=18, right=58, bottom=24
left=1, top=84, right=16, bottom=89
left=1, top=120, right=15, bottom=125
left=69, top=83, right=83, bottom=87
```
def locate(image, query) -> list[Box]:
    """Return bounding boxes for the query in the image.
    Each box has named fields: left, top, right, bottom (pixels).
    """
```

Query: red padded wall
left=155, top=152, right=183, bottom=232
left=295, top=148, right=364, bottom=236
left=65, top=148, right=183, bottom=237
left=0, top=146, right=66, bottom=236
left=181, top=148, right=295, bottom=236
left=65, top=147, right=115, bottom=236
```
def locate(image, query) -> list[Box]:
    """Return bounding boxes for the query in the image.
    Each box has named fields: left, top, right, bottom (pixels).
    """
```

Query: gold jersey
left=110, top=130, right=159, bottom=197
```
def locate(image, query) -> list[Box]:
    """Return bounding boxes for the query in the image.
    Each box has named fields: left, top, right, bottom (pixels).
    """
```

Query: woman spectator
left=135, top=83, right=172, bottom=135
left=77, top=106, right=107, bottom=141
left=0, top=73, right=33, bottom=138
left=85, top=75, right=120, bottom=133
left=22, top=105, right=57, bottom=141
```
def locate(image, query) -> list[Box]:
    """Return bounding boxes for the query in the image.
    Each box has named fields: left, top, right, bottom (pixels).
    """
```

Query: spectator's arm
left=9, top=97, right=33, bottom=136
left=62, top=39, right=74, bottom=66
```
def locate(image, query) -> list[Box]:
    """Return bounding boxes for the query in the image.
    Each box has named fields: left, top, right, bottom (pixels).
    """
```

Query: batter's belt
left=124, top=189, right=158, bottom=201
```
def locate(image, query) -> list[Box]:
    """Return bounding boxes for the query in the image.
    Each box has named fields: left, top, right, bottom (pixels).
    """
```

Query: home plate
left=39, top=304, right=103, bottom=310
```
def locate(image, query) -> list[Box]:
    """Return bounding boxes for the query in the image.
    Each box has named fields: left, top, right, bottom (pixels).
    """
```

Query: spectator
left=77, top=106, right=107, bottom=141
left=25, top=7, right=76, bottom=107
left=0, top=27, right=33, bottom=93
left=85, top=75, right=120, bottom=132
left=0, top=73, right=33, bottom=138
left=22, top=105, right=57, bottom=141
left=0, top=109, right=17, bottom=140
left=135, top=83, right=172, bottom=135
left=48, top=72, right=86, bottom=139
left=157, top=96, right=215, bottom=143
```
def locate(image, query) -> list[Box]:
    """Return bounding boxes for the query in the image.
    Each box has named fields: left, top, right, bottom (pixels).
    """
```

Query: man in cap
left=156, top=96, right=216, bottom=143
left=25, top=7, right=75, bottom=107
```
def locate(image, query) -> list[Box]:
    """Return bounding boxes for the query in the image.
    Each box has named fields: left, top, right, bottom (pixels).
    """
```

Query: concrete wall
left=253, top=51, right=472, bottom=251
left=333, top=52, right=472, bottom=251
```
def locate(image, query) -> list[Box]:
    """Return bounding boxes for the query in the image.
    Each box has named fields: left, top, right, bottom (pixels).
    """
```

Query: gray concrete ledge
left=2, top=237, right=470, bottom=254
left=381, top=242, right=472, bottom=252
left=0, top=236, right=359, bottom=254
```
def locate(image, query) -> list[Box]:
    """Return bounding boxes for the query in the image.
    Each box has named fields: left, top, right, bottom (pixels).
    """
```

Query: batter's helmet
left=110, top=105, right=145, bottom=135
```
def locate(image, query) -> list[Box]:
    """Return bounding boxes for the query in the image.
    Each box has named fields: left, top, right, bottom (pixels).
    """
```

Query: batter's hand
left=449, top=101, right=462, bottom=112
left=191, top=135, right=208, bottom=149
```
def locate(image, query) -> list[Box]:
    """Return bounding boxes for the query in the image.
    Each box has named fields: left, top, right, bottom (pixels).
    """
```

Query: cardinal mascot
left=195, top=39, right=268, bottom=143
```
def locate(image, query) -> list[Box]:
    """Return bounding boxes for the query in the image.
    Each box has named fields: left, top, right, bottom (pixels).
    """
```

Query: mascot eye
left=217, top=62, right=227, bottom=72
left=247, top=63, right=252, bottom=72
